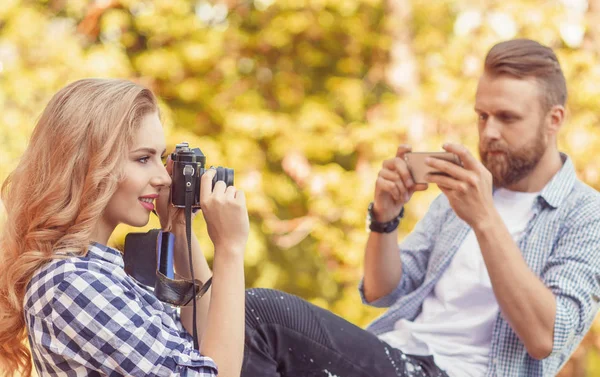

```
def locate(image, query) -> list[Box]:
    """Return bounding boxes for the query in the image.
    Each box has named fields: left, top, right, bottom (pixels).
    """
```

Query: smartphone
left=404, top=152, right=462, bottom=184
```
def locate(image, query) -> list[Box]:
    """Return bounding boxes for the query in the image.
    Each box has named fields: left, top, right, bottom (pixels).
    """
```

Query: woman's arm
left=173, top=225, right=245, bottom=377
left=200, top=249, right=245, bottom=377
left=189, top=169, right=249, bottom=377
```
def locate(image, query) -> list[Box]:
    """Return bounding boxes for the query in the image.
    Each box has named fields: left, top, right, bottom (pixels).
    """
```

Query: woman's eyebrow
left=131, top=147, right=167, bottom=155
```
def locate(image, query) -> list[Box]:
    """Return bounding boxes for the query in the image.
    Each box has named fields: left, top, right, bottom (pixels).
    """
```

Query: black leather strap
left=367, top=202, right=404, bottom=233
left=123, top=230, right=211, bottom=308
left=155, top=271, right=209, bottom=307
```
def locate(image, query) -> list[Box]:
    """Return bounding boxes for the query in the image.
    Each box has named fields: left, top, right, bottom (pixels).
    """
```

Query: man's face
left=101, top=112, right=171, bottom=230
left=475, top=73, right=549, bottom=188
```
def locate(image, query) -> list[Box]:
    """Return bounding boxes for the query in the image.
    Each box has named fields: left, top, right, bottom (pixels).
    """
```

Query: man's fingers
left=396, top=144, right=412, bottom=158
left=425, top=157, right=470, bottom=182
left=392, top=158, right=415, bottom=190
left=379, top=169, right=408, bottom=199
left=382, top=157, right=414, bottom=189
left=442, top=143, right=478, bottom=170
left=382, top=158, right=397, bottom=171
left=425, top=173, right=465, bottom=192
left=376, top=177, right=402, bottom=202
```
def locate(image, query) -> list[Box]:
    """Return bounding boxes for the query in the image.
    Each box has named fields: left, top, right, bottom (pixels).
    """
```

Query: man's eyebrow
left=131, top=147, right=167, bottom=155
left=496, top=110, right=521, bottom=117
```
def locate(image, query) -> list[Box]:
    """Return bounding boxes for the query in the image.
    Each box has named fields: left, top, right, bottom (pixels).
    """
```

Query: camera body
left=170, top=142, right=234, bottom=208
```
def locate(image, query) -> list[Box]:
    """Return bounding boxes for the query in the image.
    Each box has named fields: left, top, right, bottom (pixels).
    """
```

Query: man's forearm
left=363, top=230, right=403, bottom=303
left=474, top=213, right=556, bottom=360
left=172, top=227, right=212, bottom=342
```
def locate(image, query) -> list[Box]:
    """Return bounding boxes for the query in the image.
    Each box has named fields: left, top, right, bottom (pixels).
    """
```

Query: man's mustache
left=481, top=142, right=509, bottom=154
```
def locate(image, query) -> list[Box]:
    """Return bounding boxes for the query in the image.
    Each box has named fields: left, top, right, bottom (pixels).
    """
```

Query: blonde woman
left=0, top=79, right=248, bottom=377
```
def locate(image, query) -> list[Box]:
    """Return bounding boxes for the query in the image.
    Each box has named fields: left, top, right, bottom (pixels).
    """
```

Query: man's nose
left=481, top=117, right=502, bottom=141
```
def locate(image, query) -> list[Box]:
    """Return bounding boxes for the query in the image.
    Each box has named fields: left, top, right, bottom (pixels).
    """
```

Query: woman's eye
left=138, top=156, right=150, bottom=164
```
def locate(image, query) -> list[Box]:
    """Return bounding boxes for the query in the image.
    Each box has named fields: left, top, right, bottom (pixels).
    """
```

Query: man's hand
left=373, top=145, right=428, bottom=222
left=424, top=143, right=495, bottom=228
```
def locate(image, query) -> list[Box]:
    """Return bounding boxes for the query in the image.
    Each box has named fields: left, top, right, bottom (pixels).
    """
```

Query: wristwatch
left=366, top=202, right=404, bottom=233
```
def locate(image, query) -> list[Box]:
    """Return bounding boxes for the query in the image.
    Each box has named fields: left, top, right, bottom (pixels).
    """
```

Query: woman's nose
left=151, top=166, right=172, bottom=188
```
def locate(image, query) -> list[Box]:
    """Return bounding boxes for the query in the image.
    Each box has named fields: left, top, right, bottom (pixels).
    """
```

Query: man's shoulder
left=571, top=179, right=600, bottom=200
left=564, top=179, right=600, bottom=218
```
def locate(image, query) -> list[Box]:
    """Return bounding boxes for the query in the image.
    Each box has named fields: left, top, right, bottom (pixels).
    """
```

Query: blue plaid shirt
left=24, top=242, right=218, bottom=376
left=360, top=154, right=600, bottom=377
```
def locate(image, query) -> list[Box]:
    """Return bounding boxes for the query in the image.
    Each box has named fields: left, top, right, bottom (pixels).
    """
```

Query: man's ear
left=546, top=105, right=565, bottom=136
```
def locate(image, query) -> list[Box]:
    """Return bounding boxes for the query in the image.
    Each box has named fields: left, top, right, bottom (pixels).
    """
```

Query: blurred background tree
left=1, top=0, right=600, bottom=375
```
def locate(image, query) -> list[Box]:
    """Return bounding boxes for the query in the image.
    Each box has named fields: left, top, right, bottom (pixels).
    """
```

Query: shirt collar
left=88, top=241, right=125, bottom=269
left=491, top=153, right=575, bottom=209
left=537, top=153, right=576, bottom=209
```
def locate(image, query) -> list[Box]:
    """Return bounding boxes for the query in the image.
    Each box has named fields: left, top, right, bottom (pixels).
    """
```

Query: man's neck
left=505, top=146, right=563, bottom=193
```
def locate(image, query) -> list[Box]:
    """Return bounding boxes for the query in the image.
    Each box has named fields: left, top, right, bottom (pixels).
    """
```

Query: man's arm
left=425, top=143, right=600, bottom=360
left=363, top=229, right=403, bottom=303
left=474, top=206, right=600, bottom=360
left=425, top=144, right=556, bottom=358
left=473, top=212, right=556, bottom=359
left=362, top=145, right=428, bottom=304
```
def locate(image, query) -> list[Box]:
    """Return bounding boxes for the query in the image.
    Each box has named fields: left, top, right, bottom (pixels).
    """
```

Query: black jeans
left=241, top=288, right=449, bottom=377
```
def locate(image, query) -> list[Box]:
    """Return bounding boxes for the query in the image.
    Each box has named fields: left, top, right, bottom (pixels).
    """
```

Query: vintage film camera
left=170, top=142, right=234, bottom=208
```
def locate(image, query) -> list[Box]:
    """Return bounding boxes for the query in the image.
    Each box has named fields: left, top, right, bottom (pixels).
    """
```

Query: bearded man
left=240, top=39, right=600, bottom=377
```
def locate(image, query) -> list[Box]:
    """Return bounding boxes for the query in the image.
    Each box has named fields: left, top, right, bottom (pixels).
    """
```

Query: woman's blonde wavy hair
left=0, top=78, right=158, bottom=376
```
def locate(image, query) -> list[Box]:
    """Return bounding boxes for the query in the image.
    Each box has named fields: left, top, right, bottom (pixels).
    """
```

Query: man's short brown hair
left=484, top=39, right=567, bottom=112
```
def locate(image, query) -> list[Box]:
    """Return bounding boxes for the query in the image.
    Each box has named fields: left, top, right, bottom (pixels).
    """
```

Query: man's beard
left=479, top=123, right=547, bottom=188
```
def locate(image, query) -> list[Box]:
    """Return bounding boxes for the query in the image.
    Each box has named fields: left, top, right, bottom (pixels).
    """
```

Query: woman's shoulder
left=24, top=243, right=130, bottom=316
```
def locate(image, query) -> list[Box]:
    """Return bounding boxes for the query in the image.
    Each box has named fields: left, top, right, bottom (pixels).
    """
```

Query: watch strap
left=368, top=202, right=404, bottom=233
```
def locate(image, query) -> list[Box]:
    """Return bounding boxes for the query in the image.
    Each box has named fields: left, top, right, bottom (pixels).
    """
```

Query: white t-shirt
left=378, top=188, right=539, bottom=377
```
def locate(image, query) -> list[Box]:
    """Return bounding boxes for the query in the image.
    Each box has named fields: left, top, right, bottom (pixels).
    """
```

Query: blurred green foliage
left=1, top=0, right=600, bottom=375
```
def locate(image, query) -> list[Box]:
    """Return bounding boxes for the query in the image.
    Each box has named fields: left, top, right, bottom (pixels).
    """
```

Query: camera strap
left=183, top=165, right=212, bottom=350
left=123, top=169, right=211, bottom=351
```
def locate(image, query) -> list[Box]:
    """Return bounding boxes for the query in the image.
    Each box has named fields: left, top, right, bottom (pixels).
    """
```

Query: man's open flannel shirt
left=360, top=155, right=600, bottom=376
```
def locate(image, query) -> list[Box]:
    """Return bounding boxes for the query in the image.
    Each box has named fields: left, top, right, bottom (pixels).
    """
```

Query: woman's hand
left=200, top=168, right=249, bottom=256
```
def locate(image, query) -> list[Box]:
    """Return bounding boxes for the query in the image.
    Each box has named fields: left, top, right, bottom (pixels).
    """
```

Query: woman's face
left=98, top=112, right=171, bottom=238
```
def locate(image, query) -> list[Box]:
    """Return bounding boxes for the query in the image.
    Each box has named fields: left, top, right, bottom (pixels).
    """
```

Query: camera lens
left=211, top=167, right=234, bottom=189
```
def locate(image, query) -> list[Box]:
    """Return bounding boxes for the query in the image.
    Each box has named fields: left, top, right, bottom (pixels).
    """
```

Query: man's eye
left=478, top=114, right=488, bottom=121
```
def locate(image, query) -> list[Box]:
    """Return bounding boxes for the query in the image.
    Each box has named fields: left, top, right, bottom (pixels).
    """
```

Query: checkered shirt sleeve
left=25, top=259, right=218, bottom=376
